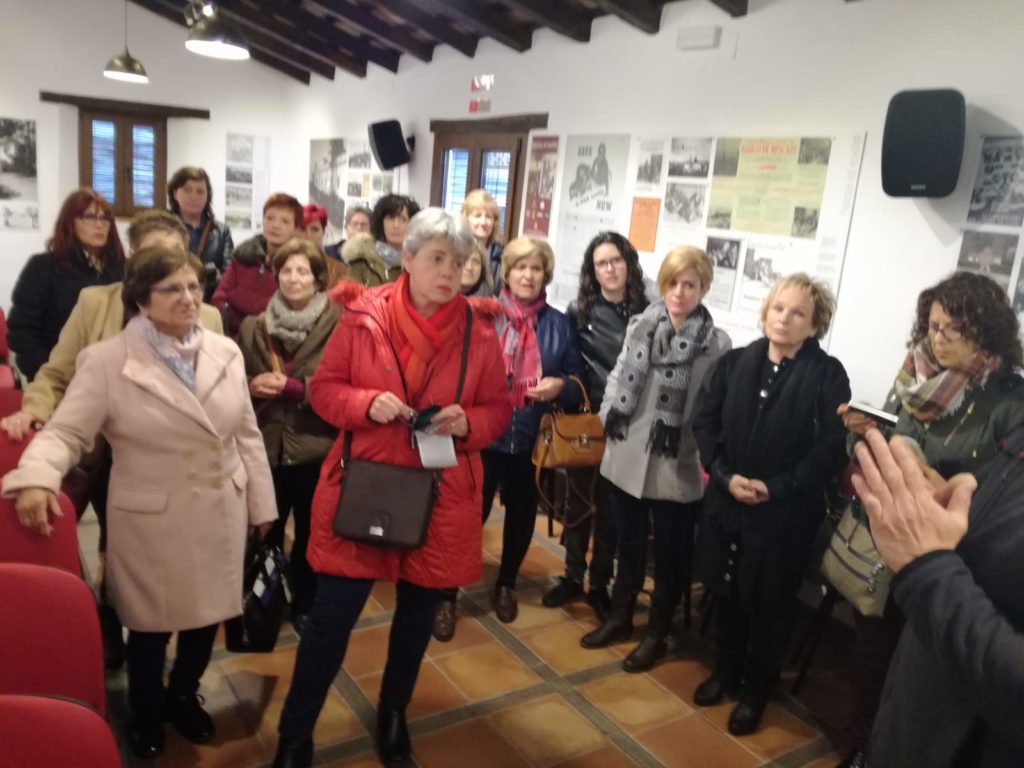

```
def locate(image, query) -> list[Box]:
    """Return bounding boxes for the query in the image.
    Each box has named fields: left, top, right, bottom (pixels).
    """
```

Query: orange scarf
left=388, top=272, right=464, bottom=400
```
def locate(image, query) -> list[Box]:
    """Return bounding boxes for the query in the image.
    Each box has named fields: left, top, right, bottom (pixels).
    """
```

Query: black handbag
left=225, top=533, right=291, bottom=653
left=332, top=306, right=471, bottom=549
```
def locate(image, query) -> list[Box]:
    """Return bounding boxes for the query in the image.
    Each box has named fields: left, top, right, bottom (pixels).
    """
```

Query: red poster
left=523, top=136, right=559, bottom=237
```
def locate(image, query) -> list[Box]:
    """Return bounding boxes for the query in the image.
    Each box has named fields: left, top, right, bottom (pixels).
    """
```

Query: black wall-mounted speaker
left=368, top=120, right=411, bottom=170
left=882, top=88, right=965, bottom=198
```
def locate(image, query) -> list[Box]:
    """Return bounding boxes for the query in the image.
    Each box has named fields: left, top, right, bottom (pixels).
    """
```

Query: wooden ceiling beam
left=128, top=0, right=317, bottom=83
left=404, top=0, right=532, bottom=52
left=384, top=3, right=478, bottom=58
left=591, top=0, right=663, bottom=33
left=217, top=0, right=386, bottom=73
left=708, top=0, right=749, bottom=17
left=306, top=0, right=434, bottom=62
left=501, top=0, right=592, bottom=42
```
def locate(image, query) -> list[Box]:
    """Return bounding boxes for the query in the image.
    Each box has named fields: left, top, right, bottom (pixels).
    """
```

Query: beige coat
left=22, top=283, right=224, bottom=422
left=2, top=327, right=276, bottom=632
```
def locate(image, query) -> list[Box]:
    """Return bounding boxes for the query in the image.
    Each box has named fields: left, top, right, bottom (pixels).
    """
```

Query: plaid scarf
left=498, top=286, right=545, bottom=407
left=603, top=300, right=714, bottom=457
left=387, top=272, right=464, bottom=400
left=893, top=339, right=1001, bottom=422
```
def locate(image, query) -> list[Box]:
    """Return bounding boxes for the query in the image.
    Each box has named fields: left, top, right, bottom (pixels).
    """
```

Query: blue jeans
left=277, top=575, right=438, bottom=743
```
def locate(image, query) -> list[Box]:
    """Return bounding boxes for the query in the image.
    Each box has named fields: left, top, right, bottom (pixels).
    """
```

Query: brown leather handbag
left=531, top=375, right=605, bottom=516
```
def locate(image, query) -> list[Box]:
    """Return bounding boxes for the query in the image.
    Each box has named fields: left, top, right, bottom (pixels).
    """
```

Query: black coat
left=185, top=214, right=233, bottom=301
left=868, top=427, right=1024, bottom=768
left=693, top=336, right=850, bottom=603
left=8, top=251, right=124, bottom=380
left=567, top=296, right=634, bottom=412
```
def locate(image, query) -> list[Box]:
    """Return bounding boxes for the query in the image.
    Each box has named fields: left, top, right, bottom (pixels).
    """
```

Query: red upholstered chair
left=0, top=695, right=119, bottom=768
left=0, top=563, right=105, bottom=716
left=0, top=386, right=22, bottom=417
left=0, top=493, right=80, bottom=574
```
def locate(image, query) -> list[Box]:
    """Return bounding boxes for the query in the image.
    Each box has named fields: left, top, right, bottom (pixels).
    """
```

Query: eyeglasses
left=77, top=212, right=113, bottom=225
left=151, top=283, right=203, bottom=299
left=594, top=255, right=625, bottom=272
left=928, top=321, right=964, bottom=342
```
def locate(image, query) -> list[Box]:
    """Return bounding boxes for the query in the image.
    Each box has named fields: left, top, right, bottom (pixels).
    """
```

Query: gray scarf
left=604, top=300, right=714, bottom=457
left=264, top=291, right=328, bottom=354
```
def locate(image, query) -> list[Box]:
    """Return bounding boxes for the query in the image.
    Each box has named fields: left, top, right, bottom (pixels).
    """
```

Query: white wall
left=3, top=0, right=1024, bottom=401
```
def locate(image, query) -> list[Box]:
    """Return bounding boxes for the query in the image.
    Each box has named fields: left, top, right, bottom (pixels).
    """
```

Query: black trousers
left=278, top=575, right=438, bottom=743
left=562, top=468, right=616, bottom=590
left=126, top=623, right=219, bottom=727
left=850, top=603, right=904, bottom=748
left=713, top=589, right=800, bottom=701
left=607, top=482, right=698, bottom=631
left=481, top=450, right=539, bottom=589
left=266, top=463, right=320, bottom=617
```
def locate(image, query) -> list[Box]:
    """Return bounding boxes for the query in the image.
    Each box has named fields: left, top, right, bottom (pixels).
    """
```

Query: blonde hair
left=467, top=242, right=494, bottom=291
left=501, top=237, right=555, bottom=285
left=461, top=189, right=502, bottom=245
left=656, top=246, right=713, bottom=295
left=759, top=272, right=836, bottom=339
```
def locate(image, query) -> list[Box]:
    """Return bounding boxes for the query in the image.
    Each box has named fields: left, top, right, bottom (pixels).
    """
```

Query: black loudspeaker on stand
left=881, top=88, right=965, bottom=198
left=368, top=120, right=413, bottom=170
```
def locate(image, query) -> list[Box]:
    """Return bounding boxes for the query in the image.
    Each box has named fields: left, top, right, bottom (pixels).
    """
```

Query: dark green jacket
left=238, top=301, right=339, bottom=467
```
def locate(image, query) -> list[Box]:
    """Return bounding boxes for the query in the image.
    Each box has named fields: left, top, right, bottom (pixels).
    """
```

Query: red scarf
left=499, top=286, right=545, bottom=407
left=388, top=273, right=464, bottom=400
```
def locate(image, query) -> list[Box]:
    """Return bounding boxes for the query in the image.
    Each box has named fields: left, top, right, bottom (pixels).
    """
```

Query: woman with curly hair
left=541, top=232, right=648, bottom=620
left=832, top=271, right=1024, bottom=768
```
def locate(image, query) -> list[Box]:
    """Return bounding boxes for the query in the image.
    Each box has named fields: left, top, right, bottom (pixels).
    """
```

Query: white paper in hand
left=415, top=431, right=457, bottom=468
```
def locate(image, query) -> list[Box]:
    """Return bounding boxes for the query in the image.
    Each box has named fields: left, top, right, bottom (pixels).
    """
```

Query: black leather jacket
left=567, top=296, right=632, bottom=412
left=185, top=214, right=233, bottom=300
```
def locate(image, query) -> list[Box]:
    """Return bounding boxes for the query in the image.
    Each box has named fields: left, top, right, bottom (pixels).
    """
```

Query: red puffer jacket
left=305, top=281, right=512, bottom=588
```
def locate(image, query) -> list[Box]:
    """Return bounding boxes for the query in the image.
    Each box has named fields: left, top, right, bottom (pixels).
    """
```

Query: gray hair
left=404, top=207, right=475, bottom=260
left=344, top=205, right=371, bottom=225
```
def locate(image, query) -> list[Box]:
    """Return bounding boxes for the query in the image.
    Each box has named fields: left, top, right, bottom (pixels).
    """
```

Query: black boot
left=376, top=707, right=410, bottom=765
left=272, top=738, right=314, bottom=768
left=586, top=586, right=612, bottom=622
left=622, top=597, right=675, bottom=672
left=580, top=590, right=636, bottom=649
left=165, top=691, right=215, bottom=744
left=728, top=692, right=768, bottom=735
left=693, top=671, right=740, bottom=707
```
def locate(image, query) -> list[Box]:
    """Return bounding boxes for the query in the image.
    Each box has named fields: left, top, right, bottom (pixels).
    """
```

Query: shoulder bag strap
left=260, top=315, right=283, bottom=374
left=196, top=218, right=214, bottom=261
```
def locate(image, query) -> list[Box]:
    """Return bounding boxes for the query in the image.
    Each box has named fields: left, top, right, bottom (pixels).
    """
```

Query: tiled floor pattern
left=79, top=510, right=850, bottom=768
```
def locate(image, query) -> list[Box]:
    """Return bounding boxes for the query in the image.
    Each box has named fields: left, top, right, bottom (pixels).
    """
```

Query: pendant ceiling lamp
left=185, top=1, right=250, bottom=61
left=103, top=0, right=149, bottom=84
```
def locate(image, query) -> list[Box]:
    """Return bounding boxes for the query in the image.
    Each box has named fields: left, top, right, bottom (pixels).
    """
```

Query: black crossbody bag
left=332, top=307, right=472, bottom=549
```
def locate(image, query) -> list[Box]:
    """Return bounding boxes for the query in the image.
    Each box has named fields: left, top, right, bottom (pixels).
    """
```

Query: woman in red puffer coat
left=273, top=208, right=511, bottom=768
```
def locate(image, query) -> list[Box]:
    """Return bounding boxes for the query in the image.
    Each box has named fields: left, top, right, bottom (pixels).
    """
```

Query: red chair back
left=0, top=695, right=119, bottom=767
left=0, top=307, right=8, bottom=359
left=0, top=563, right=105, bottom=716
left=0, top=494, right=79, bottom=574
left=0, top=387, right=22, bottom=417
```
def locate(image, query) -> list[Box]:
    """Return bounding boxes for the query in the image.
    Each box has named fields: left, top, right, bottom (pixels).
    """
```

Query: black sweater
left=8, top=251, right=123, bottom=380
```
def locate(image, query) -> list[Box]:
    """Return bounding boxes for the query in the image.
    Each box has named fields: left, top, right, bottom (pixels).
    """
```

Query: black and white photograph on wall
left=349, top=147, right=372, bottom=169
left=225, top=212, right=252, bottom=231
left=705, top=236, right=741, bottom=312
left=347, top=180, right=363, bottom=197
left=225, top=184, right=253, bottom=209
left=226, top=165, right=252, bottom=184
left=0, top=117, right=39, bottom=230
left=742, top=247, right=777, bottom=286
left=634, top=139, right=665, bottom=193
left=712, top=138, right=741, bottom=177
left=663, top=182, right=706, bottom=226
left=226, top=134, right=254, bottom=165
left=967, top=136, right=1024, bottom=227
left=707, top=206, right=732, bottom=229
left=957, top=230, right=1019, bottom=289
left=309, top=138, right=348, bottom=233
left=668, top=137, right=713, bottom=178
left=798, top=138, right=833, bottom=166
left=791, top=206, right=820, bottom=239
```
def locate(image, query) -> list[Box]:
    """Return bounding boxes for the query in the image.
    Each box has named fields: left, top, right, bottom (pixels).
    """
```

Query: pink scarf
left=499, top=287, right=545, bottom=407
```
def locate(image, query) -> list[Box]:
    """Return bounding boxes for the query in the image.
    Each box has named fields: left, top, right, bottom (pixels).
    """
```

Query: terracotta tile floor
left=80, top=507, right=851, bottom=767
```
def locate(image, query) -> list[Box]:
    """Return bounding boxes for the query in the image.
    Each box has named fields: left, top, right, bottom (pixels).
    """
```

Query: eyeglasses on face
left=928, top=321, right=964, bottom=342
left=151, top=283, right=203, bottom=299
left=77, top=212, right=113, bottom=224
left=594, top=255, right=625, bottom=272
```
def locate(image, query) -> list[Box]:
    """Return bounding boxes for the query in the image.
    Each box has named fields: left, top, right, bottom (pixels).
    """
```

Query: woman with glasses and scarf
left=3, top=246, right=276, bottom=759
left=831, top=271, right=1024, bottom=768
left=8, top=188, right=125, bottom=380
left=581, top=246, right=729, bottom=675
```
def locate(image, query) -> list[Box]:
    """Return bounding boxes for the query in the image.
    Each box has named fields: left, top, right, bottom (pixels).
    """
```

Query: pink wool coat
left=2, top=328, right=276, bottom=632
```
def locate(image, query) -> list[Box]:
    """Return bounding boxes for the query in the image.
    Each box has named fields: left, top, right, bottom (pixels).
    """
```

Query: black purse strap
left=344, top=305, right=473, bottom=463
